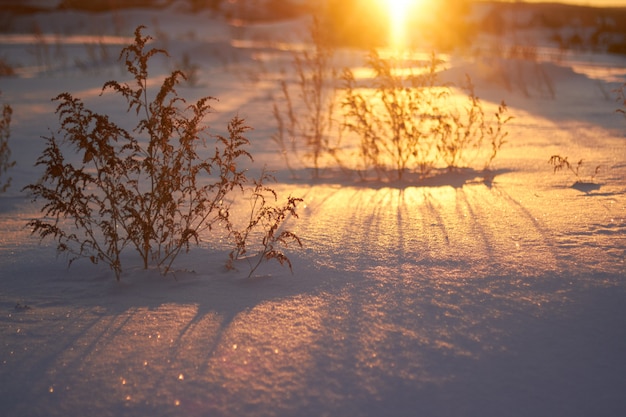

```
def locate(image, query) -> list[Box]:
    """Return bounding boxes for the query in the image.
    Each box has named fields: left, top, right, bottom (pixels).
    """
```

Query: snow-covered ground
left=1, top=4, right=625, bottom=417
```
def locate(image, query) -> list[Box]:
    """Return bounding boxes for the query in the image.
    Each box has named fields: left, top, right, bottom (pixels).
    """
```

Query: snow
left=1, top=3, right=625, bottom=417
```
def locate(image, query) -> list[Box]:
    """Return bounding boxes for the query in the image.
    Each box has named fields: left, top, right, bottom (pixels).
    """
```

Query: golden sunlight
left=383, top=0, right=426, bottom=50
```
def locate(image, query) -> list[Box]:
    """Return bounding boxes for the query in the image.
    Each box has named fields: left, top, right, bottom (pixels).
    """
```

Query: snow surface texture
left=1, top=4, right=625, bottom=417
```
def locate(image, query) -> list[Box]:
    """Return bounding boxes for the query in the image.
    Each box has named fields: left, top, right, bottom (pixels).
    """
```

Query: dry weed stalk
left=227, top=169, right=303, bottom=277
left=549, top=155, right=600, bottom=185
left=273, top=16, right=338, bottom=178
left=24, top=26, right=302, bottom=280
left=438, top=76, right=512, bottom=171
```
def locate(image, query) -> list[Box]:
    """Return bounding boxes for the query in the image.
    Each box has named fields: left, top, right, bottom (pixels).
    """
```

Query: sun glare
left=386, top=0, right=421, bottom=50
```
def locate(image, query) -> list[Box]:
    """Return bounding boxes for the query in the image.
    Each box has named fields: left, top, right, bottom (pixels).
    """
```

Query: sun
left=390, top=0, right=410, bottom=48
left=389, top=0, right=412, bottom=23
left=385, top=0, right=423, bottom=49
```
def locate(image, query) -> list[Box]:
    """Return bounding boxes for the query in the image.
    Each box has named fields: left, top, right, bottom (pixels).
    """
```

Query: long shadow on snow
left=300, top=275, right=626, bottom=417
left=3, top=165, right=624, bottom=416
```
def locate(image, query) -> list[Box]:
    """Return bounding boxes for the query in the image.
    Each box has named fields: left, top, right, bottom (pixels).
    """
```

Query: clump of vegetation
left=272, top=17, right=338, bottom=178
left=549, top=155, right=600, bottom=185
left=341, top=51, right=512, bottom=180
left=227, top=170, right=302, bottom=277
left=0, top=92, right=14, bottom=193
left=437, top=76, right=511, bottom=172
left=274, top=15, right=512, bottom=183
left=341, top=51, right=444, bottom=180
left=24, top=26, right=301, bottom=280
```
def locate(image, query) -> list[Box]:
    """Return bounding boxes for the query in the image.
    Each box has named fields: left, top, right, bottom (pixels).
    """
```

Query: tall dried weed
left=272, top=17, right=339, bottom=178
left=24, top=26, right=301, bottom=280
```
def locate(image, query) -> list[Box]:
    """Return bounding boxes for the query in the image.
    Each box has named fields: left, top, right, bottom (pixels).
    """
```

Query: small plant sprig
left=437, top=75, right=484, bottom=170
left=437, top=76, right=512, bottom=171
left=227, top=170, right=303, bottom=277
left=0, top=92, right=14, bottom=193
left=24, top=26, right=302, bottom=280
left=485, top=101, right=511, bottom=170
left=273, top=16, right=338, bottom=178
left=548, top=155, right=600, bottom=185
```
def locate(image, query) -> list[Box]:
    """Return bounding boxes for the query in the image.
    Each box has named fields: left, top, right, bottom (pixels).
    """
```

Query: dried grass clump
left=24, top=26, right=301, bottom=280
left=275, top=20, right=512, bottom=182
